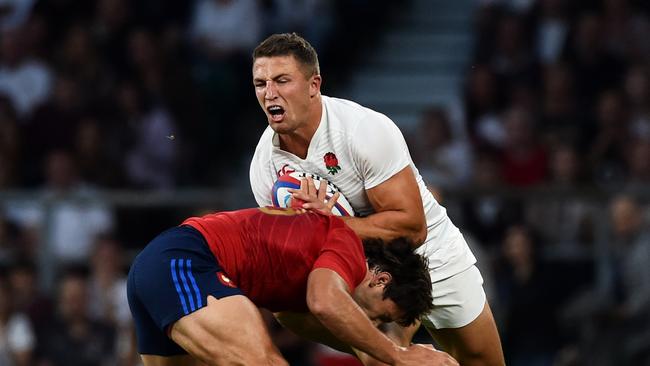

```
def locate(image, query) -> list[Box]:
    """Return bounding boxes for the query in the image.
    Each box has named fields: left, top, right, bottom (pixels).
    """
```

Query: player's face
left=252, top=55, right=321, bottom=134
left=353, top=273, right=406, bottom=326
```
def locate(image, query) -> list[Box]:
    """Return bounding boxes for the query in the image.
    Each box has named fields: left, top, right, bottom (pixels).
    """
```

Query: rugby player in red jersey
left=127, top=207, right=458, bottom=366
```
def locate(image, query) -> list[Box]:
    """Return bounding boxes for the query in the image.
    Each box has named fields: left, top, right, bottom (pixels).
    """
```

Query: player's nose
left=265, top=81, right=278, bottom=99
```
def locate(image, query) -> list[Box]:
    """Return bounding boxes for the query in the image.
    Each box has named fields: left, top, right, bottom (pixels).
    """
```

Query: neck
left=279, top=95, right=323, bottom=159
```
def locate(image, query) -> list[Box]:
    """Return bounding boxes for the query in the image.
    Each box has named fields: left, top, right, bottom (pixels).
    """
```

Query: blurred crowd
left=404, top=0, right=650, bottom=365
left=0, top=0, right=398, bottom=365
left=1, top=0, right=650, bottom=365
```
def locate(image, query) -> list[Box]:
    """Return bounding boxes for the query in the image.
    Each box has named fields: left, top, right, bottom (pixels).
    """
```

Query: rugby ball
left=271, top=171, right=355, bottom=217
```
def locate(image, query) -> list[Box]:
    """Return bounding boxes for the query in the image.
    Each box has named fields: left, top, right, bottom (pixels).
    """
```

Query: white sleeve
left=351, top=114, right=411, bottom=190
left=249, top=138, right=276, bottom=207
left=7, top=314, right=35, bottom=352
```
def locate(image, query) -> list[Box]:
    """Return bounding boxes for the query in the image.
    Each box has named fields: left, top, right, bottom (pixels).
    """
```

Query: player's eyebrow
left=254, top=73, right=291, bottom=83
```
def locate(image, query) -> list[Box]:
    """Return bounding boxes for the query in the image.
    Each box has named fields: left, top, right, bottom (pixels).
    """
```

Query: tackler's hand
left=288, top=176, right=340, bottom=216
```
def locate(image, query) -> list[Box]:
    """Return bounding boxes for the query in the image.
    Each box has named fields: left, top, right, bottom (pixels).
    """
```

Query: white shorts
left=421, top=265, right=486, bottom=329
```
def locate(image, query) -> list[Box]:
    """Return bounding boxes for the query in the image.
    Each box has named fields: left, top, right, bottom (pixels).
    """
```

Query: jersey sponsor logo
left=323, top=152, right=341, bottom=175
left=216, top=271, right=237, bottom=288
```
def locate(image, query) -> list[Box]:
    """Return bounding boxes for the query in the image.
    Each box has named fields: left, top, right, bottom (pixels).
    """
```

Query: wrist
left=388, top=344, right=407, bottom=365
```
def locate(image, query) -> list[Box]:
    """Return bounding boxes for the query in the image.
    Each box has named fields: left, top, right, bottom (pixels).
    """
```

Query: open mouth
left=267, top=105, right=285, bottom=121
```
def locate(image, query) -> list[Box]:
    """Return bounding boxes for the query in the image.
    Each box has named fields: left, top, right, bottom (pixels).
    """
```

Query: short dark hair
left=363, top=238, right=433, bottom=326
left=253, top=33, right=320, bottom=76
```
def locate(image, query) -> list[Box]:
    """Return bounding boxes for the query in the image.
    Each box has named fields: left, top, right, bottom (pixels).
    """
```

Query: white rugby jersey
left=250, top=96, right=476, bottom=282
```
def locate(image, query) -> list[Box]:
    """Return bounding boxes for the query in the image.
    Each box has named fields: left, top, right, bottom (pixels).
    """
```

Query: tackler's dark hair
left=363, top=238, right=433, bottom=326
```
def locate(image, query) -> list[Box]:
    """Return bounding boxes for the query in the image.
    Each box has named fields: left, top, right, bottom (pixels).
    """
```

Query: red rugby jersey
left=182, top=207, right=366, bottom=312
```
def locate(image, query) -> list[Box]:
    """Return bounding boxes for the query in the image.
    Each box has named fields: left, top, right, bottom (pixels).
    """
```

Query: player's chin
left=269, top=121, right=293, bottom=134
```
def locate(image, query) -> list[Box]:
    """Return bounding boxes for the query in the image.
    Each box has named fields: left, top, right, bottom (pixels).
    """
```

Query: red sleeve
left=313, top=226, right=367, bottom=292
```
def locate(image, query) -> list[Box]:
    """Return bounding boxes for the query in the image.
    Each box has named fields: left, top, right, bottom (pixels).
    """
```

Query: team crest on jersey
left=323, top=152, right=341, bottom=175
left=216, top=272, right=237, bottom=288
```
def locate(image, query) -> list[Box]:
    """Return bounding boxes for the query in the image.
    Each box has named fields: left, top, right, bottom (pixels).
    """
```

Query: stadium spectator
left=37, top=269, right=117, bottom=366
left=87, top=236, right=133, bottom=365
left=531, top=0, right=570, bottom=65
left=408, top=106, right=473, bottom=189
left=464, top=65, right=505, bottom=147
left=93, top=0, right=133, bottom=78
left=489, top=14, right=538, bottom=96
left=189, top=0, right=260, bottom=60
left=23, top=75, right=85, bottom=182
left=539, top=62, right=582, bottom=148
left=495, top=225, right=562, bottom=366
left=188, top=0, right=260, bottom=108
left=563, top=13, right=625, bottom=111
left=55, top=24, right=114, bottom=109
left=118, top=81, right=178, bottom=189
left=525, top=143, right=596, bottom=249
left=499, top=105, right=548, bottom=187
left=43, top=150, right=114, bottom=263
left=3, top=150, right=114, bottom=265
left=0, top=274, right=35, bottom=366
left=74, top=117, right=124, bottom=187
left=0, top=95, right=19, bottom=163
left=460, top=150, right=523, bottom=249
left=588, top=90, right=629, bottom=188
left=0, top=97, right=20, bottom=189
left=0, top=27, right=53, bottom=118
left=0, top=217, right=18, bottom=265
left=263, top=0, right=334, bottom=52
left=624, top=65, right=650, bottom=140
left=600, top=0, right=649, bottom=60
left=624, top=139, right=650, bottom=192
left=7, top=260, right=53, bottom=336
left=0, top=0, right=36, bottom=31
left=561, top=195, right=650, bottom=365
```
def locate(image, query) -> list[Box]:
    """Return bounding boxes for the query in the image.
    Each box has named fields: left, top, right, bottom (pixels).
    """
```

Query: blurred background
left=1, top=0, right=649, bottom=365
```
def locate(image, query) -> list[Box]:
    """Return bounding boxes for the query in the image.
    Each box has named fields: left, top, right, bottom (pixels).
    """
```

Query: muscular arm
left=341, top=167, right=427, bottom=246
left=306, top=268, right=404, bottom=365
left=296, top=167, right=427, bottom=246
left=276, top=313, right=447, bottom=366
left=274, top=312, right=356, bottom=354
left=275, top=311, right=391, bottom=366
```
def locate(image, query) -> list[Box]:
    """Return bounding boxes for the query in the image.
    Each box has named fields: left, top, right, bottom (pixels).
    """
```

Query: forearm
left=356, top=352, right=391, bottom=366
left=276, top=313, right=417, bottom=366
left=356, top=321, right=420, bottom=366
left=274, top=312, right=355, bottom=355
left=311, top=297, right=402, bottom=365
left=341, top=211, right=426, bottom=246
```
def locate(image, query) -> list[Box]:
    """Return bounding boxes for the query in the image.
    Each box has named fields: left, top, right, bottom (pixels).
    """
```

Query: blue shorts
left=127, top=225, right=243, bottom=356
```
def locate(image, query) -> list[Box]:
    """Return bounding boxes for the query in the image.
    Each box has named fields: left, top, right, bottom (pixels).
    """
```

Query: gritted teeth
left=267, top=105, right=285, bottom=115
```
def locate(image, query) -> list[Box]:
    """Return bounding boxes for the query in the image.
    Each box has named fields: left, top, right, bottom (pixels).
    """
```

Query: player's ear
left=372, top=272, right=392, bottom=288
left=309, top=74, right=321, bottom=97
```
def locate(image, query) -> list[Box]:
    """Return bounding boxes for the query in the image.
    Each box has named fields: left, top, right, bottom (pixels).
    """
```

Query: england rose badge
left=323, top=152, right=341, bottom=175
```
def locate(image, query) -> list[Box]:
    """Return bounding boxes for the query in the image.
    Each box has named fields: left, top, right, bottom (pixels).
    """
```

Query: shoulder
left=323, top=95, right=396, bottom=133
left=252, top=126, right=275, bottom=160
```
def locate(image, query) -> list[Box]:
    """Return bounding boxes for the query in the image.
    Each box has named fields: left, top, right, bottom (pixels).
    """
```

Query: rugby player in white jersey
left=249, top=33, right=504, bottom=366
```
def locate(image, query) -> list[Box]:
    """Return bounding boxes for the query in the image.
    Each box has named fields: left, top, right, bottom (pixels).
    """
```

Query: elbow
left=307, top=294, right=337, bottom=322
left=408, top=221, right=427, bottom=247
